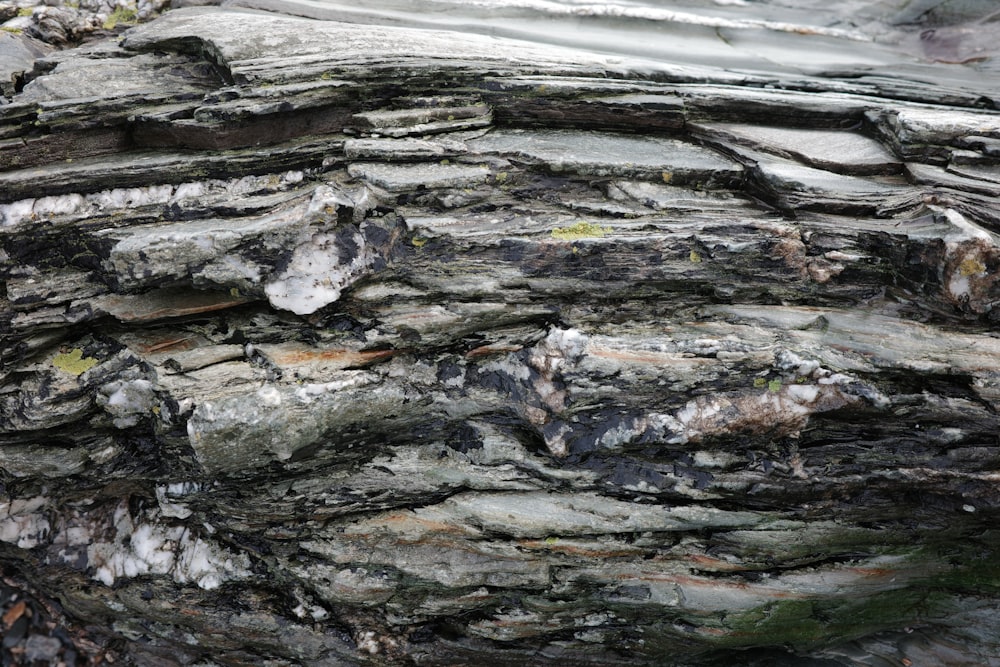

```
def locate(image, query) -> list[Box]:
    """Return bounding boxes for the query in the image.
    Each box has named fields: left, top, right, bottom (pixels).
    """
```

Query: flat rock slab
left=120, top=6, right=651, bottom=81
left=693, top=122, right=902, bottom=175
left=468, top=129, right=743, bottom=185
left=347, top=162, right=492, bottom=191
left=751, top=154, right=915, bottom=213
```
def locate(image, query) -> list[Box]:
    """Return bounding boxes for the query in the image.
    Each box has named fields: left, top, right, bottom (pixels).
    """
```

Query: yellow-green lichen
left=958, top=257, right=987, bottom=277
left=53, top=349, right=99, bottom=376
left=768, top=379, right=782, bottom=393
left=411, top=236, right=428, bottom=248
left=689, top=250, right=702, bottom=263
left=18, top=7, right=33, bottom=16
left=1, top=26, right=23, bottom=34
left=753, top=377, right=767, bottom=388
left=550, top=221, right=611, bottom=241
left=103, top=6, right=137, bottom=30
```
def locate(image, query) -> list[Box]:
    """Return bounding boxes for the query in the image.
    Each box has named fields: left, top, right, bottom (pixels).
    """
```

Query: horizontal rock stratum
left=2, top=1, right=1000, bottom=665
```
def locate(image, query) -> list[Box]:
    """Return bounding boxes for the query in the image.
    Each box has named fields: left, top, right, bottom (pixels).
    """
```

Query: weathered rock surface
left=3, top=1, right=1000, bottom=665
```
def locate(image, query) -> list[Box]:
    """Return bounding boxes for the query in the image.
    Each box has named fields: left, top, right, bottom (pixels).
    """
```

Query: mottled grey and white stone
left=2, top=2, right=1000, bottom=666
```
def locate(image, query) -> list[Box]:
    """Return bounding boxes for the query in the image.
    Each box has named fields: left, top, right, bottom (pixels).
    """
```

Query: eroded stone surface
left=3, top=2, right=1000, bottom=666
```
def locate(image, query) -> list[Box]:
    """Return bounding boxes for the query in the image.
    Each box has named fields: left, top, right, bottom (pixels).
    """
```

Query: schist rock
left=2, top=1, right=1000, bottom=665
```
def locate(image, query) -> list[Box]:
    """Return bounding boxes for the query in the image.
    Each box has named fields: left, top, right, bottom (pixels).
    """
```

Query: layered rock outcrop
left=3, top=1, right=1000, bottom=665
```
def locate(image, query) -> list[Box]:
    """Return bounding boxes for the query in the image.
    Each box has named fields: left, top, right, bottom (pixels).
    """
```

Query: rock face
left=3, top=1, right=1000, bottom=665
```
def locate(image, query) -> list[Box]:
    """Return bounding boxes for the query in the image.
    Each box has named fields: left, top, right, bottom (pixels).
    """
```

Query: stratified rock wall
left=3, top=2, right=1000, bottom=665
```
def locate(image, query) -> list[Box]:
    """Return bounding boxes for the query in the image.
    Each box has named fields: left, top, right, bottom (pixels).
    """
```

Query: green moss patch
left=103, top=6, right=138, bottom=30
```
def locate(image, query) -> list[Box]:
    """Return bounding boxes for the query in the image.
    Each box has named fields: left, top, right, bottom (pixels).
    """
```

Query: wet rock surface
left=3, top=1, right=1000, bottom=665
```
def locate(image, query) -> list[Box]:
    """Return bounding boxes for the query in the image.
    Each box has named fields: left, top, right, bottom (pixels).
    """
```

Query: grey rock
left=26, top=6, right=89, bottom=45
left=691, top=122, right=902, bottom=176
left=468, top=129, right=743, bottom=186
left=0, top=30, right=51, bottom=98
left=2, top=2, right=1000, bottom=667
left=23, top=635, right=62, bottom=662
left=347, top=162, right=491, bottom=192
